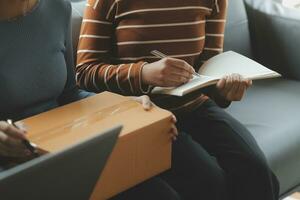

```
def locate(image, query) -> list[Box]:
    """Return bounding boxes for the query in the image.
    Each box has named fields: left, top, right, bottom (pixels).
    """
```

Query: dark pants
left=111, top=177, right=180, bottom=200
left=162, top=100, right=279, bottom=200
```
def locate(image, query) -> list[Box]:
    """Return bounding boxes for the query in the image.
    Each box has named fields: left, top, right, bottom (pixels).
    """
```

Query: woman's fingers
left=0, top=121, right=31, bottom=158
left=0, top=131, right=8, bottom=142
left=217, top=74, right=252, bottom=101
left=167, top=57, right=194, bottom=75
left=169, top=124, right=178, bottom=141
left=169, top=73, right=192, bottom=84
left=165, top=79, right=186, bottom=87
left=0, top=142, right=29, bottom=158
left=168, top=115, right=178, bottom=141
left=216, top=76, right=226, bottom=90
left=226, top=74, right=239, bottom=100
left=141, top=95, right=152, bottom=111
left=0, top=130, right=26, bottom=151
left=0, top=121, right=26, bottom=140
left=170, top=69, right=193, bottom=80
left=165, top=72, right=192, bottom=86
left=15, top=121, right=28, bottom=132
left=171, top=115, right=177, bottom=123
left=222, top=75, right=231, bottom=93
left=130, top=96, right=153, bottom=111
left=0, top=134, right=29, bottom=158
left=237, top=84, right=246, bottom=100
left=230, top=74, right=243, bottom=100
left=165, top=59, right=194, bottom=86
left=171, top=124, right=178, bottom=136
left=245, top=79, right=253, bottom=88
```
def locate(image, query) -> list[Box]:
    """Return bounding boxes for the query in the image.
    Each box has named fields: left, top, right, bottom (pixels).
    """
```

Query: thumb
left=247, top=79, right=253, bottom=87
left=216, top=78, right=226, bottom=89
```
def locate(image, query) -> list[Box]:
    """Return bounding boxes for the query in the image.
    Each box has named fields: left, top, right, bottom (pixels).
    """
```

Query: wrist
left=139, top=62, right=153, bottom=94
left=214, top=88, right=231, bottom=108
left=141, top=63, right=152, bottom=85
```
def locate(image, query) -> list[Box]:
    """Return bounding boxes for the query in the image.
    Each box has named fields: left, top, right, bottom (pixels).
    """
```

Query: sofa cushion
left=244, top=0, right=300, bottom=80
left=226, top=78, right=300, bottom=195
left=224, top=0, right=253, bottom=58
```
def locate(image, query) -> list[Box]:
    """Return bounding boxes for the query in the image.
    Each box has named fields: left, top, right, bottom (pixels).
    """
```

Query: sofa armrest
left=245, top=0, right=300, bottom=81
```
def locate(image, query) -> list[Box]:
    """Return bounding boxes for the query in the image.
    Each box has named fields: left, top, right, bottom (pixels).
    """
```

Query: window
left=282, top=0, right=300, bottom=8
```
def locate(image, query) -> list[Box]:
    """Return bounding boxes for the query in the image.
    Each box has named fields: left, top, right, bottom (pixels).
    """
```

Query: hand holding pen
left=141, top=50, right=196, bottom=87
left=151, top=50, right=202, bottom=78
left=0, top=120, right=37, bottom=158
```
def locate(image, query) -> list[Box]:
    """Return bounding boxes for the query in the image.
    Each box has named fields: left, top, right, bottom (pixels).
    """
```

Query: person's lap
left=175, top=99, right=279, bottom=200
left=161, top=131, right=228, bottom=200
left=110, top=177, right=180, bottom=200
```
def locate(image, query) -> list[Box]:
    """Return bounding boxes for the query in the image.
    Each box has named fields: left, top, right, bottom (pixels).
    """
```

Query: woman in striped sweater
left=76, top=0, right=279, bottom=199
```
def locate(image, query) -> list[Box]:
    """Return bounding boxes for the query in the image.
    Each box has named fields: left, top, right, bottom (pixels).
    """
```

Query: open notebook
left=151, top=51, right=281, bottom=96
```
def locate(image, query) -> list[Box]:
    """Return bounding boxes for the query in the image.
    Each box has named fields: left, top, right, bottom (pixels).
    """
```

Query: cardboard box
left=22, top=92, right=172, bottom=199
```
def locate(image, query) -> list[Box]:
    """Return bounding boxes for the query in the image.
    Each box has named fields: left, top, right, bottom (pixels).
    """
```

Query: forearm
left=76, top=1, right=152, bottom=96
left=76, top=62, right=151, bottom=96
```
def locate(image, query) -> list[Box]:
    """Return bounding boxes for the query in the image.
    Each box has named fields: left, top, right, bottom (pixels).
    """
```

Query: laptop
left=0, top=125, right=122, bottom=200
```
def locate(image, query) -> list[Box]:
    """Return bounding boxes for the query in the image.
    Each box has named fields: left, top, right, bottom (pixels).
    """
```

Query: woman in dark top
left=0, top=0, right=180, bottom=199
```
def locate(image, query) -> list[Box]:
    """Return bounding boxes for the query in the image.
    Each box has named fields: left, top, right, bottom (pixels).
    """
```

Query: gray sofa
left=224, top=0, right=300, bottom=198
left=71, top=0, right=300, bottom=198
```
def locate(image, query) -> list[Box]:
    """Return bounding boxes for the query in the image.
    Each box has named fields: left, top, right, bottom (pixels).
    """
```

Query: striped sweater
left=76, top=0, right=228, bottom=111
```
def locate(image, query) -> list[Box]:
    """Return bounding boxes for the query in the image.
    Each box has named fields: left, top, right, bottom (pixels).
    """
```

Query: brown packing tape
left=28, top=100, right=137, bottom=146
left=21, top=92, right=168, bottom=152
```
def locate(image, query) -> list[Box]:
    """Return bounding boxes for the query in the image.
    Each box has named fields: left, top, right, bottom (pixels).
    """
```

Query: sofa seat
left=226, top=78, right=300, bottom=194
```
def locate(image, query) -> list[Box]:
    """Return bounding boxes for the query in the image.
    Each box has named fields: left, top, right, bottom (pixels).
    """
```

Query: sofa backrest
left=70, top=0, right=254, bottom=59
left=70, top=0, right=86, bottom=58
left=244, top=0, right=300, bottom=80
left=224, top=0, right=253, bottom=58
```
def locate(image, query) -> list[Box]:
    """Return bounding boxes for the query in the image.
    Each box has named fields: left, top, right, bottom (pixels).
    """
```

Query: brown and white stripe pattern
left=76, top=0, right=228, bottom=96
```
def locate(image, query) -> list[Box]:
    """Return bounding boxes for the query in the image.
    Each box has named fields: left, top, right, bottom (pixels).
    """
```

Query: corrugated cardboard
left=22, top=92, right=172, bottom=199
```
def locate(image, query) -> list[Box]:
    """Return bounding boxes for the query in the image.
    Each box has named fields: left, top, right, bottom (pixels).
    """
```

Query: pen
left=7, top=119, right=38, bottom=156
left=150, top=50, right=202, bottom=77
